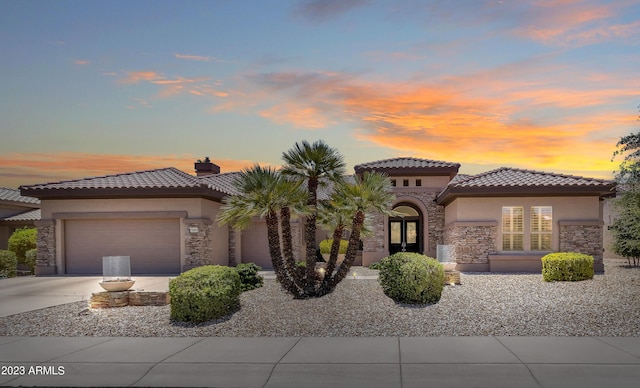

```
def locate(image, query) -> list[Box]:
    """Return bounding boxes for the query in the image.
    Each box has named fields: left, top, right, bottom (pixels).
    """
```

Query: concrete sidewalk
left=1, top=336, right=639, bottom=387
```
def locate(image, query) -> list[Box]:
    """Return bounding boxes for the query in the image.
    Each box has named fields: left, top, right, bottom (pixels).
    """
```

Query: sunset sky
left=2, top=0, right=639, bottom=189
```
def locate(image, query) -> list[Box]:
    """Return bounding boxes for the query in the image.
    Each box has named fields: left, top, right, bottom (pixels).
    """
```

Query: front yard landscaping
left=0, top=258, right=638, bottom=337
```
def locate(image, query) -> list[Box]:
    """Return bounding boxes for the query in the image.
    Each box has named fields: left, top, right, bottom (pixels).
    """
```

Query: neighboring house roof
left=2, top=209, right=41, bottom=222
left=0, top=187, right=40, bottom=206
left=20, top=168, right=230, bottom=201
left=354, top=157, right=460, bottom=176
left=436, top=167, right=616, bottom=205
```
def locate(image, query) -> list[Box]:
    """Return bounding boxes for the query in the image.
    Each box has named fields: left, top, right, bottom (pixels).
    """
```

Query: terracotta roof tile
left=2, top=209, right=40, bottom=221
left=0, top=188, right=40, bottom=205
left=449, top=167, right=614, bottom=188
left=20, top=168, right=201, bottom=191
left=437, top=167, right=616, bottom=205
left=355, top=157, right=460, bottom=170
left=198, top=172, right=241, bottom=196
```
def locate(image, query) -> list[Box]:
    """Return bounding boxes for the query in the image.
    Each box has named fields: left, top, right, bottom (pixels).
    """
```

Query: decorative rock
left=90, top=291, right=170, bottom=308
left=128, top=291, right=170, bottom=306
left=89, top=291, right=129, bottom=308
left=444, top=270, right=461, bottom=285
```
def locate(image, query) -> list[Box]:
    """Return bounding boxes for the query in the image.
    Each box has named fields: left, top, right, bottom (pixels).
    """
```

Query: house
left=0, top=188, right=41, bottom=250
left=19, top=157, right=615, bottom=275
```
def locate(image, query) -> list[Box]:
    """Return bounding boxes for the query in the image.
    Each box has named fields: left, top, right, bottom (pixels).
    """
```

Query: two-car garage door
left=64, top=219, right=181, bottom=274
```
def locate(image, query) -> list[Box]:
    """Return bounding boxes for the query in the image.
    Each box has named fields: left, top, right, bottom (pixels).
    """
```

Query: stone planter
left=441, top=262, right=457, bottom=271
left=99, top=280, right=135, bottom=292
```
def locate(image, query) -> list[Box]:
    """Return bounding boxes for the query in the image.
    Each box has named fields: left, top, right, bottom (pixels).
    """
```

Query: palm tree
left=281, top=140, right=346, bottom=294
left=319, top=171, right=398, bottom=294
left=217, top=165, right=307, bottom=297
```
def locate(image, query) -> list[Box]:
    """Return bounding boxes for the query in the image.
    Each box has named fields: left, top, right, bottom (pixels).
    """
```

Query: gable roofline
left=436, top=167, right=616, bottom=205
left=0, top=187, right=40, bottom=208
left=19, top=167, right=230, bottom=201
left=354, top=157, right=460, bottom=177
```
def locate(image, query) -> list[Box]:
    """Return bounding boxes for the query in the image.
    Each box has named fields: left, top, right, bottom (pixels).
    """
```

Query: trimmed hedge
left=378, top=252, right=445, bottom=304
left=368, top=261, right=382, bottom=270
left=0, top=250, right=17, bottom=278
left=235, top=263, right=264, bottom=291
left=319, top=239, right=348, bottom=255
left=8, top=228, right=36, bottom=266
left=25, top=248, right=37, bottom=274
left=541, top=252, right=594, bottom=282
left=169, top=265, right=242, bottom=323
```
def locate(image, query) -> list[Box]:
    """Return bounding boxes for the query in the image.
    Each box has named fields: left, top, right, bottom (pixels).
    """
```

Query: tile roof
left=0, top=188, right=40, bottom=205
left=2, top=209, right=41, bottom=222
left=355, top=157, right=460, bottom=170
left=437, top=167, right=616, bottom=204
left=449, top=167, right=614, bottom=188
left=21, top=168, right=199, bottom=191
left=198, top=172, right=241, bottom=196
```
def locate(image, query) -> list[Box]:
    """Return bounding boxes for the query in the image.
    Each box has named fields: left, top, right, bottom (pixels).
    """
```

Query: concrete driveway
left=0, top=276, right=172, bottom=317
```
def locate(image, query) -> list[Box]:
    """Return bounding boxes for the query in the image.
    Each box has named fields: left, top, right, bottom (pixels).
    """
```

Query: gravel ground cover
left=1, top=259, right=638, bottom=337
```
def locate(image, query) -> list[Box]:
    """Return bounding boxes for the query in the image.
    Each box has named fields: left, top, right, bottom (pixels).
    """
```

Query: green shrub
left=541, top=252, right=594, bottom=282
left=169, top=265, right=242, bottom=323
left=0, top=250, right=17, bottom=278
left=8, top=228, right=36, bottom=266
left=319, top=239, right=348, bottom=255
left=235, top=263, right=264, bottom=291
left=378, top=252, right=445, bottom=304
left=24, top=248, right=37, bottom=274
left=368, top=261, right=382, bottom=270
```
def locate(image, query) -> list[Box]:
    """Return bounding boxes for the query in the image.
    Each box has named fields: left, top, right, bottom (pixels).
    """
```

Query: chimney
left=194, top=157, right=220, bottom=177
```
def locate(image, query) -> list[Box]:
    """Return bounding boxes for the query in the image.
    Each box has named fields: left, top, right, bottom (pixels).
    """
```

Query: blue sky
left=1, top=0, right=639, bottom=188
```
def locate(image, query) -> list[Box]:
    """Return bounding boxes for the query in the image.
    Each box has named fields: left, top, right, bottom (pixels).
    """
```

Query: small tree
left=611, top=119, right=640, bottom=267
left=8, top=227, right=36, bottom=270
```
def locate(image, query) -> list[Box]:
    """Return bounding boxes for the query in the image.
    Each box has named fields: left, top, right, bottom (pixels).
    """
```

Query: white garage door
left=241, top=221, right=273, bottom=269
left=65, top=219, right=181, bottom=274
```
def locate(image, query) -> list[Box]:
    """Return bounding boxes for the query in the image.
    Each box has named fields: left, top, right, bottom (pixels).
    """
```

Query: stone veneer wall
left=228, top=227, right=237, bottom=266
left=444, top=222, right=497, bottom=265
left=184, top=219, right=213, bottom=269
left=34, top=220, right=56, bottom=275
left=559, top=222, right=604, bottom=262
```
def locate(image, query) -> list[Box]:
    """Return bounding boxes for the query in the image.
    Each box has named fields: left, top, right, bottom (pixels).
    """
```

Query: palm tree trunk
left=266, top=211, right=301, bottom=298
left=327, top=211, right=365, bottom=290
left=318, top=225, right=344, bottom=294
left=280, top=207, right=305, bottom=292
left=304, top=177, right=319, bottom=296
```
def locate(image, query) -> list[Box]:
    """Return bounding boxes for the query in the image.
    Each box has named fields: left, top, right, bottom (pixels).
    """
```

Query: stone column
left=444, top=221, right=497, bottom=271
left=559, top=221, right=604, bottom=272
left=183, top=219, right=213, bottom=271
left=34, top=220, right=56, bottom=275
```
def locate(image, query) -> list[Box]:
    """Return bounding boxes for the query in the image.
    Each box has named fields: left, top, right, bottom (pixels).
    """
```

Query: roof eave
left=20, top=186, right=228, bottom=202
left=436, top=184, right=617, bottom=206
left=355, top=166, right=460, bottom=177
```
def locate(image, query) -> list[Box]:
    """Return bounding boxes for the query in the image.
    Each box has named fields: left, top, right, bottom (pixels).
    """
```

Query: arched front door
left=389, top=203, right=422, bottom=255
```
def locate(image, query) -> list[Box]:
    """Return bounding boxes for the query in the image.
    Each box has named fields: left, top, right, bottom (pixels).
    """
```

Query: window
left=531, top=206, right=552, bottom=251
left=391, top=179, right=396, bottom=187
left=416, top=179, right=422, bottom=187
left=502, top=207, right=524, bottom=251
left=403, top=179, right=409, bottom=187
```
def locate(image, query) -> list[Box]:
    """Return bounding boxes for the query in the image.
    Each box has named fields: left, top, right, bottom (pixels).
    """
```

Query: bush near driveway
left=8, top=228, right=36, bottom=272
left=542, top=252, right=594, bottom=282
left=0, top=250, right=17, bottom=278
left=378, top=252, right=445, bottom=304
left=235, top=263, right=264, bottom=291
left=169, top=265, right=242, bottom=323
